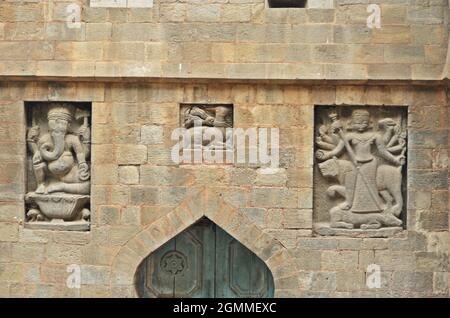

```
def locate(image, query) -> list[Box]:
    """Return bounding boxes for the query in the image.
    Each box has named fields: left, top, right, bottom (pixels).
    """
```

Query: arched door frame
left=110, top=188, right=299, bottom=297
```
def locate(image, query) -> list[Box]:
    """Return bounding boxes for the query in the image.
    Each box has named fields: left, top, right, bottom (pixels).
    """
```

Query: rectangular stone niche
left=24, top=102, right=92, bottom=231
left=178, top=104, right=234, bottom=165
left=313, top=106, right=408, bottom=238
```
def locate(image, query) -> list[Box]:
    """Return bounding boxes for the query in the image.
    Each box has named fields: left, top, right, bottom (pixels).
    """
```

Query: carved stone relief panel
left=178, top=104, right=234, bottom=164
left=313, top=106, right=408, bottom=237
left=25, top=102, right=91, bottom=231
left=180, top=104, right=233, bottom=149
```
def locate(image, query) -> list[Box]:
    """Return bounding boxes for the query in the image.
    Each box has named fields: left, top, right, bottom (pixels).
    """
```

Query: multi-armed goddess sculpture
left=315, top=109, right=407, bottom=230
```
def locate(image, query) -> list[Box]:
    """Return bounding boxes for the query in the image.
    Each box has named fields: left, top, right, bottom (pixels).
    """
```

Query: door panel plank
left=174, top=223, right=215, bottom=298
left=215, top=226, right=274, bottom=298
left=136, top=239, right=176, bottom=298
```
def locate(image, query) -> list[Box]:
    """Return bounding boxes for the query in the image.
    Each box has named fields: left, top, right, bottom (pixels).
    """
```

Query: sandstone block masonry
left=0, top=82, right=448, bottom=297
left=0, top=1, right=448, bottom=80
left=0, top=0, right=449, bottom=298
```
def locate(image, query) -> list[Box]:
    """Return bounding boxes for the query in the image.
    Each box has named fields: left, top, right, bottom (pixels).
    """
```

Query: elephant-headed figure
left=27, top=103, right=90, bottom=195
left=26, top=103, right=91, bottom=225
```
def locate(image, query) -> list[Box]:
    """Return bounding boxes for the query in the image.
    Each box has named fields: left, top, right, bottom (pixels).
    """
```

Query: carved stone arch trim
left=110, top=188, right=299, bottom=297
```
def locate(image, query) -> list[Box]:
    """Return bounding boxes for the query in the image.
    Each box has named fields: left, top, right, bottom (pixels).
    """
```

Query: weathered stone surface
left=0, top=204, right=23, bottom=222
left=24, top=220, right=90, bottom=232
left=419, top=210, right=449, bottom=231
left=415, top=252, right=448, bottom=272
left=250, top=188, right=298, bottom=208
left=375, top=251, right=416, bottom=271
left=82, top=244, right=119, bottom=266
left=315, top=223, right=404, bottom=238
left=392, top=271, right=433, bottom=292
left=53, top=231, right=90, bottom=245
left=240, top=207, right=266, bottom=228
left=47, top=244, right=83, bottom=264
left=0, top=263, right=23, bottom=283
left=0, top=1, right=446, bottom=80
left=282, top=209, right=312, bottom=229
left=309, top=272, right=337, bottom=292
left=117, top=145, right=147, bottom=165
left=140, top=125, right=164, bottom=145
left=433, top=272, right=449, bottom=295
left=336, top=271, right=365, bottom=292
left=86, top=23, right=112, bottom=41
left=292, top=249, right=321, bottom=270
left=298, top=188, right=313, bottom=209
left=11, top=243, right=45, bottom=263
left=321, top=250, right=359, bottom=271
left=0, top=242, right=11, bottom=262
left=140, top=166, right=194, bottom=186
left=0, top=222, right=19, bottom=242
left=97, top=206, right=120, bottom=226
left=358, top=250, right=375, bottom=270
left=255, top=168, right=287, bottom=186
left=0, top=69, right=449, bottom=299
left=130, top=187, right=160, bottom=205
left=118, top=166, right=140, bottom=185
left=80, top=265, right=110, bottom=286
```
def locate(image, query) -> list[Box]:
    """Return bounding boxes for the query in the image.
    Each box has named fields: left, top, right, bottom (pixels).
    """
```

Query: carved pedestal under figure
left=315, top=109, right=407, bottom=236
left=25, top=103, right=91, bottom=231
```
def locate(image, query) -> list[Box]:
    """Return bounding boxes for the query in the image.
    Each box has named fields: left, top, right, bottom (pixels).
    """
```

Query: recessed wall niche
left=24, top=102, right=91, bottom=231
left=313, top=106, right=408, bottom=237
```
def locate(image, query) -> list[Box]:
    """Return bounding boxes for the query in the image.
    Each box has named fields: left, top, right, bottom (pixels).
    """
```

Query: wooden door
left=135, top=219, right=215, bottom=298
left=214, top=226, right=274, bottom=298
left=135, top=219, right=274, bottom=298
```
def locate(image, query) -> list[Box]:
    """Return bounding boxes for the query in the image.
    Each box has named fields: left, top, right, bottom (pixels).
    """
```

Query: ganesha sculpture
left=25, top=103, right=91, bottom=231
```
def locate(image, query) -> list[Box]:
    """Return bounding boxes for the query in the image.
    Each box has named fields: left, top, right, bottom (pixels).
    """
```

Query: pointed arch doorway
left=135, top=218, right=275, bottom=298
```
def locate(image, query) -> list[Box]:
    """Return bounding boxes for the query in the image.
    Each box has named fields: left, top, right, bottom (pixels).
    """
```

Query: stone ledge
left=314, top=223, right=404, bottom=238
left=90, top=0, right=154, bottom=8
left=24, top=221, right=90, bottom=232
left=1, top=61, right=445, bottom=81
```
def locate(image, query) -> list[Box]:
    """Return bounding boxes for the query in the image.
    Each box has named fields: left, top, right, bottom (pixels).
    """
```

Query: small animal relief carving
left=181, top=104, right=233, bottom=151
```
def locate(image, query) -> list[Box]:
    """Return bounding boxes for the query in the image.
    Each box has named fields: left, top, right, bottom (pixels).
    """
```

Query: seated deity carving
left=25, top=103, right=91, bottom=229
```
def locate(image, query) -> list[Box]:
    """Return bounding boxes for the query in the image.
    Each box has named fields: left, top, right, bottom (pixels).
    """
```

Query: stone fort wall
left=0, top=0, right=448, bottom=298
left=0, top=82, right=448, bottom=297
left=0, top=0, right=448, bottom=80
